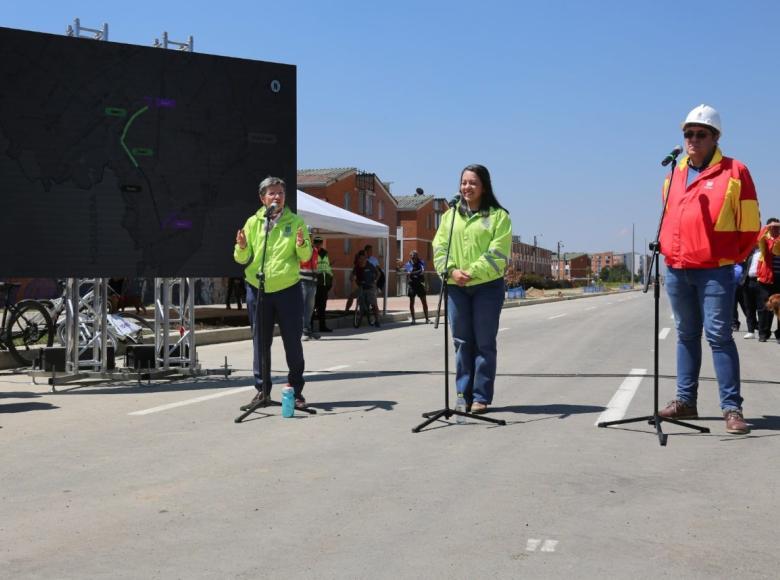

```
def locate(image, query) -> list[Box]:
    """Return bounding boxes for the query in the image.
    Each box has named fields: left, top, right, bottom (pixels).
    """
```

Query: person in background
left=299, top=227, right=320, bottom=341
left=365, top=244, right=385, bottom=297
left=343, top=250, right=365, bottom=314
left=234, top=176, right=312, bottom=411
left=313, top=237, right=334, bottom=333
left=740, top=246, right=760, bottom=339
left=657, top=104, right=760, bottom=435
left=352, top=251, right=380, bottom=326
left=756, top=217, right=780, bottom=342
left=225, top=277, right=244, bottom=310
left=405, top=250, right=430, bottom=324
left=433, top=164, right=512, bottom=414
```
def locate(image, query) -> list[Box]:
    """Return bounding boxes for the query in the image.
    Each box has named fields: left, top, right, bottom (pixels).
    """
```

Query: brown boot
left=658, top=399, right=698, bottom=419
left=724, top=410, right=750, bottom=434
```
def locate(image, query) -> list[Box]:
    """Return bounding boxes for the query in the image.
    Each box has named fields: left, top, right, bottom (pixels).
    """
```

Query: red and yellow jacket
left=659, top=148, right=761, bottom=269
left=757, top=226, right=780, bottom=284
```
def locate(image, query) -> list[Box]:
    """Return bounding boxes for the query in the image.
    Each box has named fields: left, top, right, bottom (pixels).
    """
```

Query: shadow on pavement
left=0, top=402, right=59, bottom=413
left=308, top=399, right=397, bottom=413
left=490, top=403, right=606, bottom=418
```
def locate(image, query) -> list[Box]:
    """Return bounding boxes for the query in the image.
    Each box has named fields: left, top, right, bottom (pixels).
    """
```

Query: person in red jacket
left=658, top=104, right=761, bottom=435
left=756, top=217, right=780, bottom=341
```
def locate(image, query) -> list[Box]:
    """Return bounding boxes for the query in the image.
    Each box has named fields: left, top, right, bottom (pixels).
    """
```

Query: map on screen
left=0, top=26, right=296, bottom=277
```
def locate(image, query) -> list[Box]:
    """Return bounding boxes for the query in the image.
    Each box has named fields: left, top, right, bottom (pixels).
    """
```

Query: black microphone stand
left=598, top=151, right=708, bottom=445
left=236, top=205, right=315, bottom=423
left=413, top=197, right=507, bottom=433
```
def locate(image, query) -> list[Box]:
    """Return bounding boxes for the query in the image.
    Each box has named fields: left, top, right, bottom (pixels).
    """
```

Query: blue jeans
left=245, top=281, right=305, bottom=397
left=665, top=266, right=742, bottom=411
left=447, top=278, right=504, bottom=404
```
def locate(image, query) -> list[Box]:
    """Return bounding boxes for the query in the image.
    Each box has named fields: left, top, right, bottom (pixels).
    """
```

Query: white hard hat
left=681, top=104, right=722, bottom=135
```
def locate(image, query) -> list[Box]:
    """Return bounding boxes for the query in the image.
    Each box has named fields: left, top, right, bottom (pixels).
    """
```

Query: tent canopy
left=296, top=189, right=388, bottom=239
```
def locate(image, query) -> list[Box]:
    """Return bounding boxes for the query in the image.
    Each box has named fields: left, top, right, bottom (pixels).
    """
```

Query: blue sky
left=5, top=1, right=779, bottom=253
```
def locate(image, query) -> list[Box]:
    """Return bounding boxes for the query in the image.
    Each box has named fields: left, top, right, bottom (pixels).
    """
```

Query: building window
left=378, top=200, right=384, bottom=220
left=344, top=191, right=351, bottom=210
left=344, top=238, right=352, bottom=255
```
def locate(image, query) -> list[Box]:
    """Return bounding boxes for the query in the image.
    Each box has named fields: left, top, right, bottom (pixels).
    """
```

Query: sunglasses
left=683, top=130, right=711, bottom=140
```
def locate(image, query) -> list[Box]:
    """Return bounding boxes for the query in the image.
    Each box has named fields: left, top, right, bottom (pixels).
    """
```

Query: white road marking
left=594, top=368, right=648, bottom=425
left=498, top=327, right=510, bottom=332
left=658, top=327, right=671, bottom=340
left=129, top=386, right=255, bottom=416
left=548, top=313, right=567, bottom=320
left=585, top=306, right=597, bottom=311
left=526, top=538, right=558, bottom=552
left=129, top=367, right=351, bottom=416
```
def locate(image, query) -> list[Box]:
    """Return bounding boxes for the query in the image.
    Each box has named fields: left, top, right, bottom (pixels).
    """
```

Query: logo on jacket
left=704, top=180, right=714, bottom=190
left=284, top=224, right=292, bottom=236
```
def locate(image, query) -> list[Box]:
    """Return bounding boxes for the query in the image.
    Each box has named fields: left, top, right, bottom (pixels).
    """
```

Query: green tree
left=599, top=266, right=610, bottom=282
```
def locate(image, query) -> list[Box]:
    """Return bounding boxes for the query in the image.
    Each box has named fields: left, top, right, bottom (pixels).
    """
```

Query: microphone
left=448, top=194, right=461, bottom=208
left=661, top=146, right=683, bottom=167
left=267, top=202, right=278, bottom=217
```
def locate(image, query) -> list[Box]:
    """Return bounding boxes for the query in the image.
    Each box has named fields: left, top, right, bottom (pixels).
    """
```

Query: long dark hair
left=460, top=164, right=507, bottom=213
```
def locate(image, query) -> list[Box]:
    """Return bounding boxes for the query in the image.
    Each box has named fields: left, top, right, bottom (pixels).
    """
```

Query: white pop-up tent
left=296, top=190, right=390, bottom=313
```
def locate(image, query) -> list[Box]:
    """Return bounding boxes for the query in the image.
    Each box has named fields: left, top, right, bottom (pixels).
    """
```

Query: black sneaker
left=294, top=396, right=307, bottom=410
left=240, top=390, right=266, bottom=411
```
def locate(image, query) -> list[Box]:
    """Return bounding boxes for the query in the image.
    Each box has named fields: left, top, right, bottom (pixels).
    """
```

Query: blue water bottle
left=281, top=385, right=295, bottom=418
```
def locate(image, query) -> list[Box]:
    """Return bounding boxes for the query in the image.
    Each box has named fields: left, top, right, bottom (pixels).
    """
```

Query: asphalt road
left=2, top=291, right=779, bottom=579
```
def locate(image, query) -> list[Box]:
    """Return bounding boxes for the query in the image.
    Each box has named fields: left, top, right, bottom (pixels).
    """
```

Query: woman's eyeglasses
left=683, top=130, right=710, bottom=140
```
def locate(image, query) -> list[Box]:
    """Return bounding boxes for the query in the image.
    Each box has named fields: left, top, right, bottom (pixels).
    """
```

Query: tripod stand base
left=234, top=399, right=317, bottom=423
left=412, top=408, right=506, bottom=433
left=598, top=414, right=709, bottom=446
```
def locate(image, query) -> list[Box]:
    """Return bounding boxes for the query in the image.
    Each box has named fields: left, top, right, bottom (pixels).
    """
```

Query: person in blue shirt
left=404, top=250, right=429, bottom=324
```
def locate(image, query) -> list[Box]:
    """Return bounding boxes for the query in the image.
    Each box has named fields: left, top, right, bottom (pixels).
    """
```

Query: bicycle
left=40, top=279, right=153, bottom=350
left=353, top=287, right=379, bottom=328
left=0, top=281, right=55, bottom=366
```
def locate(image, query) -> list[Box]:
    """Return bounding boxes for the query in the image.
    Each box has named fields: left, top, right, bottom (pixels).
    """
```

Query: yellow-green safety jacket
left=432, top=204, right=512, bottom=286
left=233, top=206, right=312, bottom=293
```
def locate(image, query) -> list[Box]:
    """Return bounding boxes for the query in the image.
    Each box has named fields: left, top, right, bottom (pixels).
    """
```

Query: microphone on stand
left=265, top=202, right=278, bottom=231
left=448, top=194, right=461, bottom=208
left=661, top=146, right=683, bottom=167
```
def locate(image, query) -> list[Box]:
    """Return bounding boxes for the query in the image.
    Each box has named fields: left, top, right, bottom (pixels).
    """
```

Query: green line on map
left=131, top=147, right=154, bottom=156
left=120, top=105, right=150, bottom=167
left=105, top=107, right=127, bottom=117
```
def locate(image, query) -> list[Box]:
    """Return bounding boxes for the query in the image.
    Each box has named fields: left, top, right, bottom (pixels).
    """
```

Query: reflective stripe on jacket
left=432, top=204, right=512, bottom=286
left=659, top=148, right=760, bottom=269
left=233, top=206, right=312, bottom=293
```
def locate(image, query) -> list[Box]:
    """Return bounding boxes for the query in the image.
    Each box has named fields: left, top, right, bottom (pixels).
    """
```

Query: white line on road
left=658, top=327, right=671, bottom=340
left=594, top=368, right=648, bottom=426
left=498, top=327, right=510, bottom=332
left=129, top=386, right=255, bottom=416
left=526, top=539, right=542, bottom=551
left=129, top=366, right=352, bottom=416
left=541, top=540, right=559, bottom=552
left=526, top=538, right=559, bottom=552
left=548, top=313, right=567, bottom=320
left=585, top=306, right=597, bottom=311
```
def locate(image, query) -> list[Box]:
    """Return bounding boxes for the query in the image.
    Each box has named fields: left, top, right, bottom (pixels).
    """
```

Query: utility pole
left=631, top=223, right=635, bottom=288
left=557, top=240, right=564, bottom=281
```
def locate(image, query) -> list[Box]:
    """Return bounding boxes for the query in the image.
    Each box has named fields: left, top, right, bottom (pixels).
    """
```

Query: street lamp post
left=557, top=240, right=564, bottom=281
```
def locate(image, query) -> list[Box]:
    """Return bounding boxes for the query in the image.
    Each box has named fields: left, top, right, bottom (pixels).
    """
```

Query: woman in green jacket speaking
left=433, top=164, right=512, bottom=414
left=234, top=176, right=312, bottom=410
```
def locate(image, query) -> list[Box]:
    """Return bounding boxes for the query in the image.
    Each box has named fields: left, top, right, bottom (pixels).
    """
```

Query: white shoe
left=743, top=332, right=755, bottom=339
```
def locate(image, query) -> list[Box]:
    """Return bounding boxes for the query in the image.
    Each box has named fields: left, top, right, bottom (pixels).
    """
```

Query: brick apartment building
left=552, top=252, right=592, bottom=281
left=297, top=168, right=398, bottom=298
left=510, top=236, right=553, bottom=278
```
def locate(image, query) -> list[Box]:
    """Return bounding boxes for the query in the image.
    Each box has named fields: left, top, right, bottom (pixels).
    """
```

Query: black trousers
left=757, top=280, right=780, bottom=340
left=314, top=282, right=332, bottom=329
left=245, top=281, right=305, bottom=396
left=741, top=279, right=760, bottom=333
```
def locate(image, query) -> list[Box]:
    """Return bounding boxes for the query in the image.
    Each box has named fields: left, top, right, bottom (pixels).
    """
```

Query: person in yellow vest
left=234, top=176, right=312, bottom=410
left=313, top=237, right=334, bottom=332
left=432, top=164, right=512, bottom=414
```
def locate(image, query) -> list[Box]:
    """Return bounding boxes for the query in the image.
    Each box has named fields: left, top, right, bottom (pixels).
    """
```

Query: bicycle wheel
left=7, top=300, right=54, bottom=366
